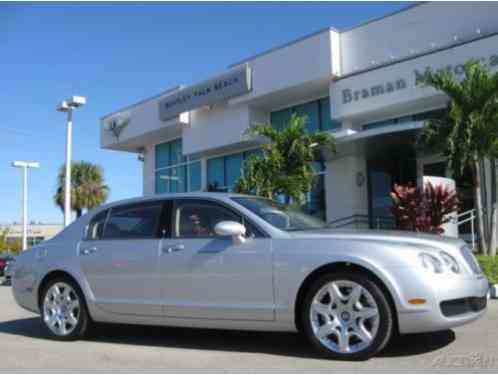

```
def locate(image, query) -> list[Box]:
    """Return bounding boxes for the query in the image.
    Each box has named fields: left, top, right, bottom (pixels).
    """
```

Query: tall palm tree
left=418, top=60, right=498, bottom=255
left=54, top=161, right=109, bottom=218
left=235, top=113, right=335, bottom=203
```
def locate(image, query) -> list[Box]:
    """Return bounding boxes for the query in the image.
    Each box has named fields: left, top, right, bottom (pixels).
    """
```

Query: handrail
left=456, top=209, right=476, bottom=250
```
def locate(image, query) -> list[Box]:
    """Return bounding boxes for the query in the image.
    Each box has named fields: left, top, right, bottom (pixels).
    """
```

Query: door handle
left=80, top=246, right=97, bottom=256
left=162, top=244, right=184, bottom=254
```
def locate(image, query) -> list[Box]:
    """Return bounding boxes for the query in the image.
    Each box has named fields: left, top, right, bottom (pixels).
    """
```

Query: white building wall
left=325, top=153, right=368, bottom=225
left=340, top=2, right=498, bottom=75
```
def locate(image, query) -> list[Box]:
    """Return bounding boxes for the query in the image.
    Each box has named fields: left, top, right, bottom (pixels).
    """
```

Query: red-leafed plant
left=391, top=182, right=459, bottom=234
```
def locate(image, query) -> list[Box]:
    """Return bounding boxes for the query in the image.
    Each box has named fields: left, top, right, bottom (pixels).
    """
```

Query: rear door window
left=102, top=202, right=163, bottom=240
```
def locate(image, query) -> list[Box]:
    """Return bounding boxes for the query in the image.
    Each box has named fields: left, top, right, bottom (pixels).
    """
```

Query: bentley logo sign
left=159, top=65, right=252, bottom=121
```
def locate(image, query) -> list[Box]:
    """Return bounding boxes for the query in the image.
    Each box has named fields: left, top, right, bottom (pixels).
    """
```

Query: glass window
left=207, top=157, right=225, bottom=190
left=296, top=100, right=320, bottom=133
left=155, top=139, right=201, bottom=194
left=320, top=97, right=340, bottom=131
left=233, top=197, right=326, bottom=232
left=188, top=161, right=202, bottom=192
left=270, top=108, right=292, bottom=131
left=103, top=203, right=162, bottom=240
left=86, top=209, right=109, bottom=240
left=225, top=153, right=244, bottom=188
left=155, top=143, right=170, bottom=170
left=174, top=201, right=241, bottom=238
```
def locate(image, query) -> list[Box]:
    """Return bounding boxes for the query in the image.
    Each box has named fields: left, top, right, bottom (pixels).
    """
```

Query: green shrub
left=476, top=255, right=498, bottom=285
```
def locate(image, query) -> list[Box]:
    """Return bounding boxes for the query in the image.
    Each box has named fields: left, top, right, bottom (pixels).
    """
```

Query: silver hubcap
left=310, top=280, right=380, bottom=354
left=43, top=282, right=80, bottom=336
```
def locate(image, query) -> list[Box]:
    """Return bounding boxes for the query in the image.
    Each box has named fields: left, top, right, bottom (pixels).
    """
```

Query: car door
left=79, top=201, right=166, bottom=316
left=160, top=198, right=275, bottom=321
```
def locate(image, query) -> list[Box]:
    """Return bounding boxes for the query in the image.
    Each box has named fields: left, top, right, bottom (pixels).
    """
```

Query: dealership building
left=101, top=2, right=498, bottom=231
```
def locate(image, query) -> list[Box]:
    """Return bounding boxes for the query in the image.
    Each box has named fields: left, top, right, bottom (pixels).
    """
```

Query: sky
left=0, top=1, right=412, bottom=225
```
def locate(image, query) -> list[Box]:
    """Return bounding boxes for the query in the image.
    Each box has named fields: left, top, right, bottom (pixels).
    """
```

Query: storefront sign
left=159, top=65, right=252, bottom=121
left=341, top=53, right=498, bottom=105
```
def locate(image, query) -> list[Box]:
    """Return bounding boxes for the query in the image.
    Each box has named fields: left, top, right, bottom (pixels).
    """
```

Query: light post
left=57, top=96, right=86, bottom=227
left=12, top=161, right=40, bottom=250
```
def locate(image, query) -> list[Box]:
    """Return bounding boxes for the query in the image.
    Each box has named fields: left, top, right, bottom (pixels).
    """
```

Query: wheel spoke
left=43, top=282, right=80, bottom=337
left=347, top=285, right=362, bottom=309
left=337, top=329, right=350, bottom=353
left=316, top=323, right=335, bottom=339
left=353, top=321, right=373, bottom=344
left=67, top=313, right=78, bottom=326
left=356, top=307, right=378, bottom=320
left=328, top=283, right=344, bottom=303
left=311, top=301, right=330, bottom=317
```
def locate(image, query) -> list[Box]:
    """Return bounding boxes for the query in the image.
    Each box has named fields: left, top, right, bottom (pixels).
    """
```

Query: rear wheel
left=301, top=272, right=394, bottom=360
left=40, top=278, right=90, bottom=340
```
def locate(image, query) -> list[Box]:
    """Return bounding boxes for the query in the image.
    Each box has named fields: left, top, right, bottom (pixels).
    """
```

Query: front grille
left=440, top=296, right=487, bottom=317
left=460, top=246, right=482, bottom=274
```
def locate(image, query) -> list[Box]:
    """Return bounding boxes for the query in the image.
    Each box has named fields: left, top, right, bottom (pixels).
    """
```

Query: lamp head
left=56, top=101, right=69, bottom=112
left=12, top=161, right=40, bottom=168
left=67, top=96, right=86, bottom=108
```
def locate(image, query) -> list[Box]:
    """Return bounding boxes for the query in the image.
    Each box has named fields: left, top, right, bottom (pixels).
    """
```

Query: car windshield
left=232, top=197, right=327, bottom=232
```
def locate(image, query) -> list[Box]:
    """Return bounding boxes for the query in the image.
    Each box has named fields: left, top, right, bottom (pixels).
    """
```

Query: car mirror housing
left=214, top=221, right=247, bottom=244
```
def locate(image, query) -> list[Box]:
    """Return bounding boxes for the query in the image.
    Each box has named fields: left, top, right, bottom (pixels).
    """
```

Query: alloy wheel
left=309, top=280, right=380, bottom=354
left=43, top=282, right=81, bottom=336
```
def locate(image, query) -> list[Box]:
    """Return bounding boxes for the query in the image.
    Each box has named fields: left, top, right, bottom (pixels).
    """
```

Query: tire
left=40, top=277, right=91, bottom=340
left=301, top=272, right=394, bottom=360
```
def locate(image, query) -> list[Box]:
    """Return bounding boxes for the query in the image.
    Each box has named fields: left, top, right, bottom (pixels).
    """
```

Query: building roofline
left=100, top=85, right=182, bottom=121
left=228, top=26, right=337, bottom=68
left=99, top=2, right=425, bottom=119
left=334, top=29, right=498, bottom=81
left=340, top=2, right=425, bottom=33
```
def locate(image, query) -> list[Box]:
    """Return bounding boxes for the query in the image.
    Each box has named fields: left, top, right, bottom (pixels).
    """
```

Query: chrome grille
left=460, top=246, right=482, bottom=274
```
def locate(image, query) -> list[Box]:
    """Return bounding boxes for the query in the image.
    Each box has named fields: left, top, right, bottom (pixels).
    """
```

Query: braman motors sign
left=341, top=53, right=498, bottom=105
left=159, top=65, right=252, bottom=121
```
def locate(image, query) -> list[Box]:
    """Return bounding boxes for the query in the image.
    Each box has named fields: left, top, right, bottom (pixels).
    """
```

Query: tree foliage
left=418, top=60, right=498, bottom=175
left=234, top=113, right=335, bottom=203
left=417, top=60, right=498, bottom=254
left=54, top=161, right=109, bottom=217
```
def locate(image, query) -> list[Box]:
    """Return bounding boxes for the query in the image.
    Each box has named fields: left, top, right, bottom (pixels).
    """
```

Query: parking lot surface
left=0, top=285, right=497, bottom=372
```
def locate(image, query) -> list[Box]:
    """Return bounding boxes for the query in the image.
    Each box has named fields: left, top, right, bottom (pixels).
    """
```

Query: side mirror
left=214, top=221, right=247, bottom=244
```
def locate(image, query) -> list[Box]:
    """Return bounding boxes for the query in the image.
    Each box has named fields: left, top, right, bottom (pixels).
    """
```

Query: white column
left=64, top=108, right=73, bottom=227
left=22, top=166, right=28, bottom=250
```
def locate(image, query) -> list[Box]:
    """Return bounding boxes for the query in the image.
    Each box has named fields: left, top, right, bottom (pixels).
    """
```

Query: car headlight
left=439, top=251, right=461, bottom=273
left=419, top=252, right=444, bottom=273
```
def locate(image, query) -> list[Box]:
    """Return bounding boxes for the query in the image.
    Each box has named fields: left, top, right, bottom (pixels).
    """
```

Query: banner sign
left=159, top=65, right=252, bottom=121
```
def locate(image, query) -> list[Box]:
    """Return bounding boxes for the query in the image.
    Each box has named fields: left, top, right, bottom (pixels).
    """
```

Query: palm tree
left=418, top=60, right=498, bottom=255
left=235, top=113, right=335, bottom=203
left=54, top=161, right=109, bottom=218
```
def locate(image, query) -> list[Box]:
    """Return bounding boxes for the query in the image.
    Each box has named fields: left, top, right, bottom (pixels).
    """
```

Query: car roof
left=94, top=192, right=255, bottom=212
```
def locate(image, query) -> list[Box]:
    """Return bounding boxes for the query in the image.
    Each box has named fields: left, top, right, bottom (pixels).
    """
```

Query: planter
left=491, top=284, right=498, bottom=299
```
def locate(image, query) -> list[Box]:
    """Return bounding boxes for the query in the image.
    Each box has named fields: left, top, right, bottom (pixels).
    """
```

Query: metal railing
left=328, top=215, right=395, bottom=230
left=456, top=209, right=477, bottom=250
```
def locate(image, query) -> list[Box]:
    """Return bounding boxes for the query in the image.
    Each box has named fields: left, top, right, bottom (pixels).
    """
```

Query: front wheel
left=40, top=278, right=91, bottom=340
left=301, top=272, right=394, bottom=360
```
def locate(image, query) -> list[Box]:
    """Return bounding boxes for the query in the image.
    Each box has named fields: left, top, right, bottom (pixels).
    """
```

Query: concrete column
left=143, top=145, right=155, bottom=196
left=324, top=153, right=368, bottom=228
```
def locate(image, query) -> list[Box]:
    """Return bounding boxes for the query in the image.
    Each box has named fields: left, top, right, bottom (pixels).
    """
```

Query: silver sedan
left=11, top=193, right=488, bottom=360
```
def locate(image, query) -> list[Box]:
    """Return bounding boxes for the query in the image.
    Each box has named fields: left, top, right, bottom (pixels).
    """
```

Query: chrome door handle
left=162, top=244, right=184, bottom=254
left=80, top=247, right=97, bottom=256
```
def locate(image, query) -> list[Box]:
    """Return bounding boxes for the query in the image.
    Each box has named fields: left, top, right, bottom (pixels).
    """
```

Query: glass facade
left=155, top=139, right=201, bottom=194
left=207, top=149, right=262, bottom=192
left=362, top=109, right=446, bottom=131
left=269, top=99, right=334, bottom=220
left=270, top=97, right=340, bottom=132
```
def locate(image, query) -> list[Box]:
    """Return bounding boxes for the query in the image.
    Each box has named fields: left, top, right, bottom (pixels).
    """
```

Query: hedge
left=476, top=255, right=498, bottom=285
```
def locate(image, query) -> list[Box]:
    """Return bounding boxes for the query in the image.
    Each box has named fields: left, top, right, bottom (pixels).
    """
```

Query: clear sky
left=0, top=1, right=411, bottom=225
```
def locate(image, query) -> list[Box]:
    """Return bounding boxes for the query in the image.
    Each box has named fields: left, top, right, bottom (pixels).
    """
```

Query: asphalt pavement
left=0, top=284, right=497, bottom=372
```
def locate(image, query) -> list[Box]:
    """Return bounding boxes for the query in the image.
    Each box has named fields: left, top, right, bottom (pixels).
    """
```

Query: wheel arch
left=37, top=270, right=87, bottom=311
left=293, top=261, right=399, bottom=333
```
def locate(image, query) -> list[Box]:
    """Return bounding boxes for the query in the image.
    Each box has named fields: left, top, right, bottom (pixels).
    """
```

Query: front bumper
left=397, top=272, right=489, bottom=334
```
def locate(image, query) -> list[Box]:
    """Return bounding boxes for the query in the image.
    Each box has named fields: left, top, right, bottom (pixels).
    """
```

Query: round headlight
left=419, top=252, right=444, bottom=273
left=439, top=251, right=461, bottom=273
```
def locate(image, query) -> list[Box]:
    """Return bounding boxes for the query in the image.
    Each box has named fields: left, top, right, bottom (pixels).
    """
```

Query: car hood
left=288, top=228, right=464, bottom=251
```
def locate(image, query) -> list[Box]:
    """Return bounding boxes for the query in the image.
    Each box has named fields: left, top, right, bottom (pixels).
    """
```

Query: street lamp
left=12, top=161, right=40, bottom=250
left=57, top=96, right=86, bottom=227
